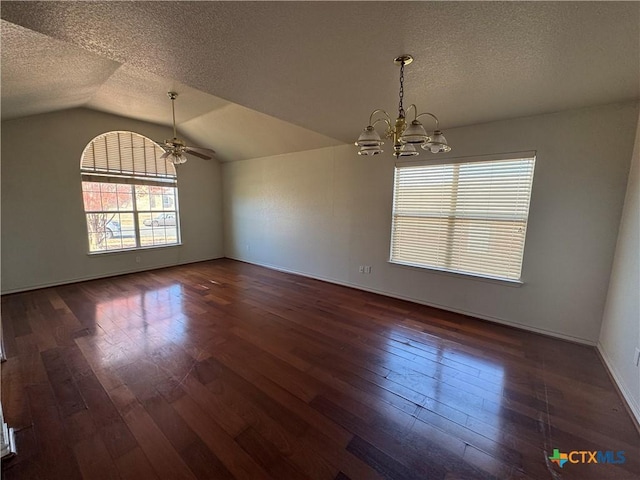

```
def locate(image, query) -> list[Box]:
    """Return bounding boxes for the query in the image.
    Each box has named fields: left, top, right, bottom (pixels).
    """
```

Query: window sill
left=388, top=260, right=524, bottom=287
left=87, top=243, right=182, bottom=256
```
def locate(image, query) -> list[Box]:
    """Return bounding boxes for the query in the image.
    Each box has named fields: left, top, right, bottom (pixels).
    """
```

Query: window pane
left=138, top=211, right=179, bottom=247
left=151, top=194, right=164, bottom=211
left=82, top=183, right=104, bottom=212
left=86, top=212, right=117, bottom=252
left=147, top=186, right=164, bottom=211
left=116, top=213, right=136, bottom=249
left=99, top=184, right=119, bottom=211
left=136, top=185, right=151, bottom=210
left=164, top=226, right=179, bottom=244
left=161, top=187, right=176, bottom=211
left=153, top=228, right=167, bottom=245
left=138, top=212, right=154, bottom=247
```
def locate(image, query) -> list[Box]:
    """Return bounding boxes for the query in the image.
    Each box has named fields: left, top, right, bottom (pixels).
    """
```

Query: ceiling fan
left=160, top=91, right=216, bottom=165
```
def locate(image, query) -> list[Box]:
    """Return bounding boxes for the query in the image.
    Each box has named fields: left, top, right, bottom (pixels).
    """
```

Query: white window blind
left=391, top=153, right=536, bottom=281
left=81, top=131, right=176, bottom=186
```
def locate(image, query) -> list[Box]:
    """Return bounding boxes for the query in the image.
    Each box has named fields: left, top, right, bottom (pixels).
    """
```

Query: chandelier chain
left=398, top=61, right=405, bottom=118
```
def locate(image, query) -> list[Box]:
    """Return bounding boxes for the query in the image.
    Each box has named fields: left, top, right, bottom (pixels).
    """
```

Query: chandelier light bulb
left=422, top=130, right=451, bottom=153
left=358, top=145, right=383, bottom=156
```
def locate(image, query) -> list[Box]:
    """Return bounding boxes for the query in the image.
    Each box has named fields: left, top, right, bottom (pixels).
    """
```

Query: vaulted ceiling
left=2, top=1, right=639, bottom=162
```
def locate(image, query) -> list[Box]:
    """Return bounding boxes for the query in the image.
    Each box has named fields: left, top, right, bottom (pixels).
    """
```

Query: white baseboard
left=596, top=343, right=640, bottom=430
left=226, top=256, right=596, bottom=346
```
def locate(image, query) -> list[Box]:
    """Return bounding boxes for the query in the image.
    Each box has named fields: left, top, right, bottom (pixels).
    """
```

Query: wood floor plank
left=72, top=433, right=121, bottom=480
left=0, top=425, right=40, bottom=479
left=107, top=383, right=198, bottom=480
left=25, top=383, right=84, bottom=480
left=113, top=447, right=160, bottom=480
left=346, top=434, right=445, bottom=480
left=298, top=427, right=386, bottom=480
left=1, top=258, right=638, bottom=480
left=74, top=372, right=138, bottom=459
left=2, top=294, right=32, bottom=339
left=172, top=394, right=274, bottom=480
left=0, top=356, right=30, bottom=427
left=143, top=391, right=236, bottom=479
left=210, top=350, right=354, bottom=447
left=235, top=426, right=312, bottom=480
left=40, top=347, right=88, bottom=417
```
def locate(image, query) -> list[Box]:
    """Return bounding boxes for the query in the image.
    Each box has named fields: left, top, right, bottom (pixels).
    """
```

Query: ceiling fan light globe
left=167, top=153, right=188, bottom=165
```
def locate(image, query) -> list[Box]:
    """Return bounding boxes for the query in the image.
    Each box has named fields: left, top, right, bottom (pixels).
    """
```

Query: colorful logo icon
left=549, top=449, right=568, bottom=468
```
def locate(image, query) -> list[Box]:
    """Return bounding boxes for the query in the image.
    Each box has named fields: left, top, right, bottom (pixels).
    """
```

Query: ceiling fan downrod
left=168, top=91, right=178, bottom=139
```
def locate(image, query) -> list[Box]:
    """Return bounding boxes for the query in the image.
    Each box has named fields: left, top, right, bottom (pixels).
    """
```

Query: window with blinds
left=81, top=131, right=176, bottom=184
left=80, top=131, right=181, bottom=253
left=390, top=152, right=536, bottom=281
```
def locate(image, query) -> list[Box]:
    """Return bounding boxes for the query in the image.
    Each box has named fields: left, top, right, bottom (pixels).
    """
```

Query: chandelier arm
left=406, top=104, right=418, bottom=121
left=368, top=109, right=392, bottom=126
left=371, top=117, right=392, bottom=131
left=415, top=112, right=441, bottom=129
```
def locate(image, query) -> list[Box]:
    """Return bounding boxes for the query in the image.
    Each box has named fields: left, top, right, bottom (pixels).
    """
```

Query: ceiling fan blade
left=160, top=151, right=171, bottom=159
left=185, top=146, right=216, bottom=160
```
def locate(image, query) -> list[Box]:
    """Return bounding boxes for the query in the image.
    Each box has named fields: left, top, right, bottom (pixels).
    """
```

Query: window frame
left=389, top=151, right=536, bottom=284
left=80, top=131, right=182, bottom=254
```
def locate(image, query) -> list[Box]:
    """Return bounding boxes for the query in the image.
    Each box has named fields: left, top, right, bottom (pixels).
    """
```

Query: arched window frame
left=80, top=131, right=181, bottom=253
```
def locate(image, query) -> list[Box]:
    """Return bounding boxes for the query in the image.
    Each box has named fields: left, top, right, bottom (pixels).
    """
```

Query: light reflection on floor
left=91, top=283, right=186, bottom=368
left=378, top=329, right=509, bottom=452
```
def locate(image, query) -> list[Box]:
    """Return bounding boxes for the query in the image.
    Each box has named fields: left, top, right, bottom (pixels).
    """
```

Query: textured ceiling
left=2, top=1, right=639, bottom=161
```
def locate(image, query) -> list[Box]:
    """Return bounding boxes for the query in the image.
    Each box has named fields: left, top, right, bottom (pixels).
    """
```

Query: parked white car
left=143, top=213, right=176, bottom=227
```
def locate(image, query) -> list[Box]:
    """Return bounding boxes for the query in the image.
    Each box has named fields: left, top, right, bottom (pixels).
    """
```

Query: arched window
left=80, top=131, right=181, bottom=252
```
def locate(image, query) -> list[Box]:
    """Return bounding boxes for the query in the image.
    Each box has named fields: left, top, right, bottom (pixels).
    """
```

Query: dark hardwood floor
left=1, top=259, right=638, bottom=479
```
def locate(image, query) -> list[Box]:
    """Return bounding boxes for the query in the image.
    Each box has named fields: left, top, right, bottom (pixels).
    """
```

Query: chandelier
left=355, top=55, right=451, bottom=158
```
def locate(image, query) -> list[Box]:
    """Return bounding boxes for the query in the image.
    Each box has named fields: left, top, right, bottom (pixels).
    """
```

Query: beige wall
left=223, top=102, right=639, bottom=344
left=1, top=108, right=224, bottom=293
left=599, top=109, right=640, bottom=423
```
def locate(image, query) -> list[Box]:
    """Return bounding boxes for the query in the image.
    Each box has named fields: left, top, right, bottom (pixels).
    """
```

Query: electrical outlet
left=364, top=266, right=372, bottom=274
left=359, top=266, right=365, bottom=273
left=634, top=347, right=640, bottom=367
left=135, top=256, right=141, bottom=263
